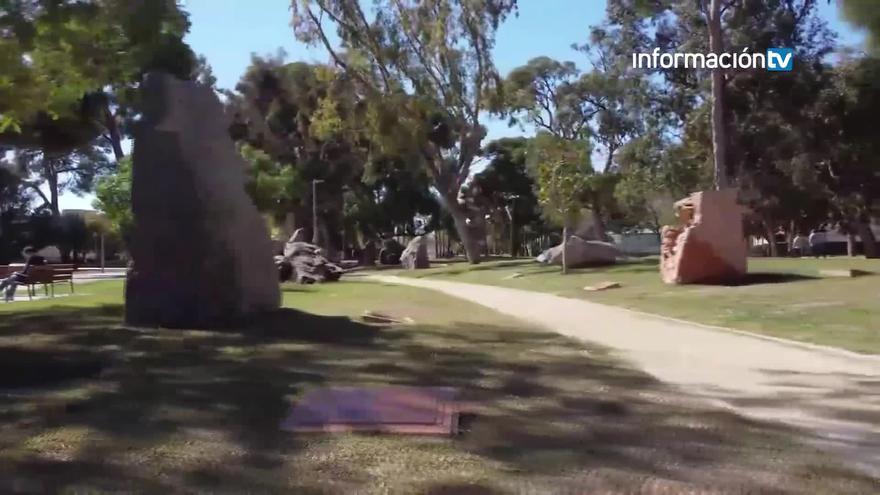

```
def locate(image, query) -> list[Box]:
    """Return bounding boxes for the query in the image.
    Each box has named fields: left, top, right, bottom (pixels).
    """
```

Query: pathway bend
left=369, top=275, right=880, bottom=479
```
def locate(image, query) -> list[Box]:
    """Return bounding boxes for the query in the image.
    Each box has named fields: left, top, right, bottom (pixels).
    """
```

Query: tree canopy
left=290, top=0, right=517, bottom=263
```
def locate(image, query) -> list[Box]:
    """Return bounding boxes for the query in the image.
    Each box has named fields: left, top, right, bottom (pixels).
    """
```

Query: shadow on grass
left=0, top=302, right=875, bottom=492
left=0, top=349, right=107, bottom=389
left=717, top=272, right=819, bottom=286
left=0, top=304, right=385, bottom=492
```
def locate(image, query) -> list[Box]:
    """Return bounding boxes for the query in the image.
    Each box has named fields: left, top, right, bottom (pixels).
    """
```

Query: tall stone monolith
left=125, top=73, right=280, bottom=328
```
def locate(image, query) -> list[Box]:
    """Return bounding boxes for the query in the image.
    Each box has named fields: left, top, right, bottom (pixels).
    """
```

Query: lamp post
left=312, top=179, right=325, bottom=245
left=504, top=194, right=520, bottom=257
left=340, top=185, right=352, bottom=260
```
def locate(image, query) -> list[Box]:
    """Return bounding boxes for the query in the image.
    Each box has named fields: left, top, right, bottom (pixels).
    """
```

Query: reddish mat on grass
left=281, top=386, right=462, bottom=435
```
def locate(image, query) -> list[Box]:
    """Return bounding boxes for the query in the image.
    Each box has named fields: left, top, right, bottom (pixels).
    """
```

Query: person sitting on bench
left=0, top=247, right=47, bottom=301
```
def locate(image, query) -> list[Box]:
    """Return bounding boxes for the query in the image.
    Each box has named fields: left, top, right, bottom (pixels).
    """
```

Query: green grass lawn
left=0, top=280, right=876, bottom=493
left=391, top=256, right=880, bottom=354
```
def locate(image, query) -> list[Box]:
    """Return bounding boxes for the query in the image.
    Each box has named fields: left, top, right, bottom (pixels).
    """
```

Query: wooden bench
left=25, top=265, right=76, bottom=298
left=0, top=264, right=76, bottom=300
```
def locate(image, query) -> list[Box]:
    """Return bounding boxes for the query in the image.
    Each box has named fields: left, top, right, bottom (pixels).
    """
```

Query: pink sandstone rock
left=660, top=189, right=748, bottom=284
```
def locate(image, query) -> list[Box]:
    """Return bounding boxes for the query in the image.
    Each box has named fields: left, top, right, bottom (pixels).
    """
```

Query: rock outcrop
left=660, top=189, right=748, bottom=284
left=536, top=236, right=621, bottom=267
left=288, top=228, right=308, bottom=243
left=279, top=241, right=343, bottom=284
left=400, top=236, right=430, bottom=269
left=125, top=73, right=280, bottom=328
left=379, top=238, right=404, bottom=265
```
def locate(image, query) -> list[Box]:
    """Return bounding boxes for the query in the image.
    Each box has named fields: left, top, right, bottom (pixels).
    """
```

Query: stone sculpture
left=660, top=189, right=748, bottom=284
left=279, top=241, right=344, bottom=284
left=125, top=73, right=280, bottom=328
left=536, top=236, right=620, bottom=267
left=400, top=236, right=430, bottom=269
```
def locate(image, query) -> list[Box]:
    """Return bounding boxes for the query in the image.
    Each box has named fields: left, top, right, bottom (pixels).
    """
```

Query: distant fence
left=393, top=230, right=660, bottom=259
left=609, top=232, right=661, bottom=256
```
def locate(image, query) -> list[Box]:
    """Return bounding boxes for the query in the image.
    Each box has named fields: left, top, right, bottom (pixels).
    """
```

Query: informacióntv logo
left=766, top=48, right=794, bottom=71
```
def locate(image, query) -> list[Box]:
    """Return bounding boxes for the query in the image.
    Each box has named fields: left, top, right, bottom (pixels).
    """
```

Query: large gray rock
left=282, top=229, right=308, bottom=257
left=379, top=238, right=404, bottom=265
left=279, top=241, right=343, bottom=284
left=400, top=236, right=430, bottom=269
left=125, top=73, right=280, bottom=328
left=536, top=236, right=621, bottom=268
left=289, top=228, right=308, bottom=243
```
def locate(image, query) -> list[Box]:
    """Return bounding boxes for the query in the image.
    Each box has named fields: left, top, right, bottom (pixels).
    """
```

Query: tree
left=706, top=0, right=729, bottom=190
left=239, top=144, right=304, bottom=226
left=504, top=47, right=647, bottom=239
left=613, top=132, right=692, bottom=234
left=527, top=133, right=591, bottom=274
left=469, top=137, right=542, bottom=256
left=346, top=154, right=440, bottom=244
left=602, top=0, right=837, bottom=251
left=840, top=0, right=880, bottom=54
left=812, top=55, right=880, bottom=257
left=228, top=56, right=367, bottom=253
left=55, top=213, right=89, bottom=263
left=1, top=0, right=200, bottom=159
left=290, top=0, right=517, bottom=264
left=93, top=156, right=134, bottom=241
left=16, top=142, right=114, bottom=217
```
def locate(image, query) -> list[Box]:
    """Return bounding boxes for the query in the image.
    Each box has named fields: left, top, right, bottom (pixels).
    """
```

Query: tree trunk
left=591, top=207, right=607, bottom=241
left=48, top=175, right=60, bottom=217
left=855, top=221, right=878, bottom=258
left=103, top=102, right=125, bottom=161
left=446, top=200, right=482, bottom=264
left=764, top=221, right=778, bottom=257
left=847, top=233, right=857, bottom=257
left=561, top=225, right=569, bottom=275
left=708, top=0, right=728, bottom=190
left=509, top=221, right=519, bottom=257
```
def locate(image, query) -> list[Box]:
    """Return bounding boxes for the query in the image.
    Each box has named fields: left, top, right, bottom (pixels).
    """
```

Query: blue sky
left=62, top=0, right=866, bottom=210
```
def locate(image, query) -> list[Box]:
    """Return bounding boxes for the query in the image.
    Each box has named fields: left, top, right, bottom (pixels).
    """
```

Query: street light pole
left=312, top=179, right=325, bottom=245
left=504, top=194, right=520, bottom=257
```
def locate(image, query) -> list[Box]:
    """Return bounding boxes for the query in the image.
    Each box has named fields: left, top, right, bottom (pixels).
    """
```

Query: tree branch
left=720, top=0, right=738, bottom=16
left=304, top=6, right=352, bottom=74
left=25, top=181, right=51, bottom=208
left=349, top=0, right=395, bottom=92
left=391, top=0, right=453, bottom=109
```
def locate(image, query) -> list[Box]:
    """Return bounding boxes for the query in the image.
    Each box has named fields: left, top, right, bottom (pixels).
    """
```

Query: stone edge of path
left=607, top=301, right=880, bottom=365
left=369, top=275, right=880, bottom=365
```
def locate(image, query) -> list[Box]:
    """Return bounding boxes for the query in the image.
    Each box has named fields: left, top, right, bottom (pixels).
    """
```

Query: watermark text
left=632, top=48, right=793, bottom=71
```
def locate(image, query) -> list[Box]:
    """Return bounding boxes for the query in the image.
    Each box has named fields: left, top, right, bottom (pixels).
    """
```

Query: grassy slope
left=393, top=256, right=880, bottom=354
left=0, top=280, right=876, bottom=493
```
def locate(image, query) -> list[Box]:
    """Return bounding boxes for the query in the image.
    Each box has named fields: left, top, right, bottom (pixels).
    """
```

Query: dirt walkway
left=370, top=275, right=880, bottom=478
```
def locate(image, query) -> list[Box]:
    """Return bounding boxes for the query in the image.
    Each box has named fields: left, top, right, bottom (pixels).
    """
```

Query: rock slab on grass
left=583, top=281, right=622, bottom=291
left=536, top=236, right=621, bottom=268
left=125, top=73, right=280, bottom=328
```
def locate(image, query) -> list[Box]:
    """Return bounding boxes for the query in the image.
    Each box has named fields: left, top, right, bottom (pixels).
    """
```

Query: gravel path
left=370, top=275, right=880, bottom=478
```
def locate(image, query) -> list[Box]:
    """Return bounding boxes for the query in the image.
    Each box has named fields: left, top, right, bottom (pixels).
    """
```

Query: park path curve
left=369, top=275, right=880, bottom=478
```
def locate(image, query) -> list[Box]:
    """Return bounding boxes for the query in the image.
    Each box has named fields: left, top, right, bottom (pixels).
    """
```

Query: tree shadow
left=0, top=303, right=391, bottom=492
left=0, top=302, right=875, bottom=493
left=715, top=272, right=819, bottom=286
left=0, top=348, right=107, bottom=390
